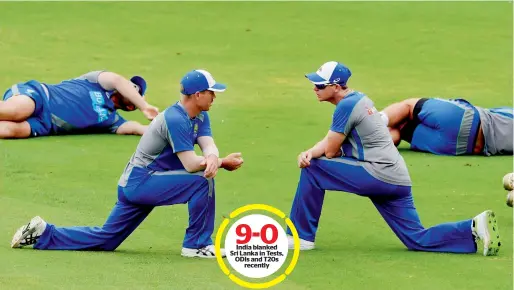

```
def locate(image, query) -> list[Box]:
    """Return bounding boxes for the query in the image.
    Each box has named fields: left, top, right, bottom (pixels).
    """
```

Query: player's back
left=341, top=92, right=411, bottom=186
left=477, top=106, right=513, bottom=156
left=44, top=71, right=119, bottom=133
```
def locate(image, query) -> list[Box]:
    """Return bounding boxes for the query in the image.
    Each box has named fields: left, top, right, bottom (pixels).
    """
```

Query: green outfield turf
left=0, top=2, right=512, bottom=290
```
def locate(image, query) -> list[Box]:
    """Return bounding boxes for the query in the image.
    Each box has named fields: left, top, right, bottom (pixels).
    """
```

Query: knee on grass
left=0, top=122, right=31, bottom=138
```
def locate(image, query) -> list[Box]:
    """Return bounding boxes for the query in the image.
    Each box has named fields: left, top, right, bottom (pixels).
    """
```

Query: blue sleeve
left=197, top=112, right=212, bottom=138
left=330, top=99, right=360, bottom=135
left=107, top=113, right=127, bottom=133
left=164, top=111, right=194, bottom=153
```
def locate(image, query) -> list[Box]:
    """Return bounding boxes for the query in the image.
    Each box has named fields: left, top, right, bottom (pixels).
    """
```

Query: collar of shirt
left=176, top=101, right=201, bottom=120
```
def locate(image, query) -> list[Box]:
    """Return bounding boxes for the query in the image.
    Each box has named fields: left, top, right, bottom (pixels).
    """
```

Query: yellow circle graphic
left=215, top=204, right=300, bottom=289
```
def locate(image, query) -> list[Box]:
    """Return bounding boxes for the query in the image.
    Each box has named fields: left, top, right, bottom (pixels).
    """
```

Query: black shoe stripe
left=19, top=221, right=41, bottom=246
left=196, top=247, right=215, bottom=256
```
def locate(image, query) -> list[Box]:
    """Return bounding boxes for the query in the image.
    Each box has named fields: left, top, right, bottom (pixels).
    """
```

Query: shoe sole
left=483, top=210, right=501, bottom=256
left=10, top=217, right=43, bottom=248
left=181, top=253, right=218, bottom=259
left=288, top=245, right=315, bottom=251
left=288, top=237, right=315, bottom=251
left=181, top=249, right=226, bottom=259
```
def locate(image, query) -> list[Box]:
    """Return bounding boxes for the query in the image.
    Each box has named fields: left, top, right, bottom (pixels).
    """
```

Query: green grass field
left=0, top=2, right=512, bottom=290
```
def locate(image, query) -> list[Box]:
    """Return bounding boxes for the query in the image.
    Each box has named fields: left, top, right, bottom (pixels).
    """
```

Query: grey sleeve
left=331, top=99, right=365, bottom=135
left=75, top=71, right=106, bottom=83
left=151, top=113, right=174, bottom=147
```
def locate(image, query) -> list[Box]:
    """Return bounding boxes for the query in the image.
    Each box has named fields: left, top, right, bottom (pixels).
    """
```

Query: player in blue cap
left=10, top=69, right=244, bottom=258
left=0, top=71, right=159, bottom=138
left=379, top=97, right=513, bottom=156
left=286, top=61, right=501, bottom=256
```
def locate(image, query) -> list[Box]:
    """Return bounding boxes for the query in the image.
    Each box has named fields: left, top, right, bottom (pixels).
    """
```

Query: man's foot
left=472, top=210, right=501, bottom=256
left=287, top=235, right=315, bottom=251
left=11, top=216, right=47, bottom=248
left=181, top=245, right=225, bottom=258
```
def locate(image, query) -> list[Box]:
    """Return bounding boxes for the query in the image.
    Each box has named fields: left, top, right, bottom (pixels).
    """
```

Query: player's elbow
left=177, top=151, right=204, bottom=173
left=325, top=147, right=342, bottom=159
left=110, top=73, right=125, bottom=87
left=325, top=150, right=338, bottom=159
left=180, top=158, right=200, bottom=173
left=182, top=162, right=199, bottom=173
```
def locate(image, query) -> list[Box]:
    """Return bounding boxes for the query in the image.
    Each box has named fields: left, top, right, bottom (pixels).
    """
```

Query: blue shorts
left=401, top=98, right=481, bottom=155
left=3, top=81, right=53, bottom=137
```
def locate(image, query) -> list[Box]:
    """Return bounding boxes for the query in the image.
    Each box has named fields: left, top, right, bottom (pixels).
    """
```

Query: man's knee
left=199, top=177, right=214, bottom=194
left=303, top=160, right=319, bottom=172
left=401, top=98, right=421, bottom=120
left=389, top=127, right=402, bottom=146
left=94, top=227, right=128, bottom=251
left=0, top=121, right=31, bottom=139
left=301, top=161, right=322, bottom=178
left=0, top=95, right=36, bottom=121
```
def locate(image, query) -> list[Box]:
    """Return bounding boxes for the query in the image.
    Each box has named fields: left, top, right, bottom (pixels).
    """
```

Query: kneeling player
left=10, top=70, right=244, bottom=258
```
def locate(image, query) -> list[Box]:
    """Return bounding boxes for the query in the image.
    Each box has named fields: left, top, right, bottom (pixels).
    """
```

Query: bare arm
left=324, top=130, right=346, bottom=158
left=116, top=121, right=147, bottom=136
left=97, top=72, right=148, bottom=111
left=196, top=136, right=244, bottom=174
left=197, top=136, right=222, bottom=164
left=197, top=136, right=222, bottom=177
left=381, top=98, right=420, bottom=128
left=297, top=135, right=328, bottom=168
left=298, top=131, right=345, bottom=168
left=306, top=131, right=345, bottom=159
left=307, top=136, right=329, bottom=159
left=176, top=151, right=208, bottom=173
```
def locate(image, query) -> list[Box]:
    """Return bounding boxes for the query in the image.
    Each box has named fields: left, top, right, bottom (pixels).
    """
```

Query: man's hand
left=141, top=104, right=159, bottom=120
left=200, top=154, right=219, bottom=178
left=298, top=151, right=312, bottom=168
left=221, top=153, right=244, bottom=171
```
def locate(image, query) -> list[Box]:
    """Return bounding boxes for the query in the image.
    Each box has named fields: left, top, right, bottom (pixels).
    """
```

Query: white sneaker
left=506, top=190, right=513, bottom=207
left=11, top=216, right=47, bottom=248
left=287, top=235, right=315, bottom=251
left=502, top=173, right=514, bottom=190
left=181, top=245, right=225, bottom=258
left=472, top=210, right=501, bottom=256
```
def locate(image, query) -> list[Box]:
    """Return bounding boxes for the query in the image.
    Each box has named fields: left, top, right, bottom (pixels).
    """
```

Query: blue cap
left=180, top=69, right=227, bottom=95
left=130, top=76, right=147, bottom=96
left=305, top=61, right=352, bottom=85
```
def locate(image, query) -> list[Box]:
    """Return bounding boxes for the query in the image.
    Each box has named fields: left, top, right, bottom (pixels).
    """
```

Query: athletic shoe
left=181, top=245, right=225, bottom=258
left=472, top=210, right=501, bottom=256
left=11, top=216, right=47, bottom=248
left=287, top=235, right=315, bottom=251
